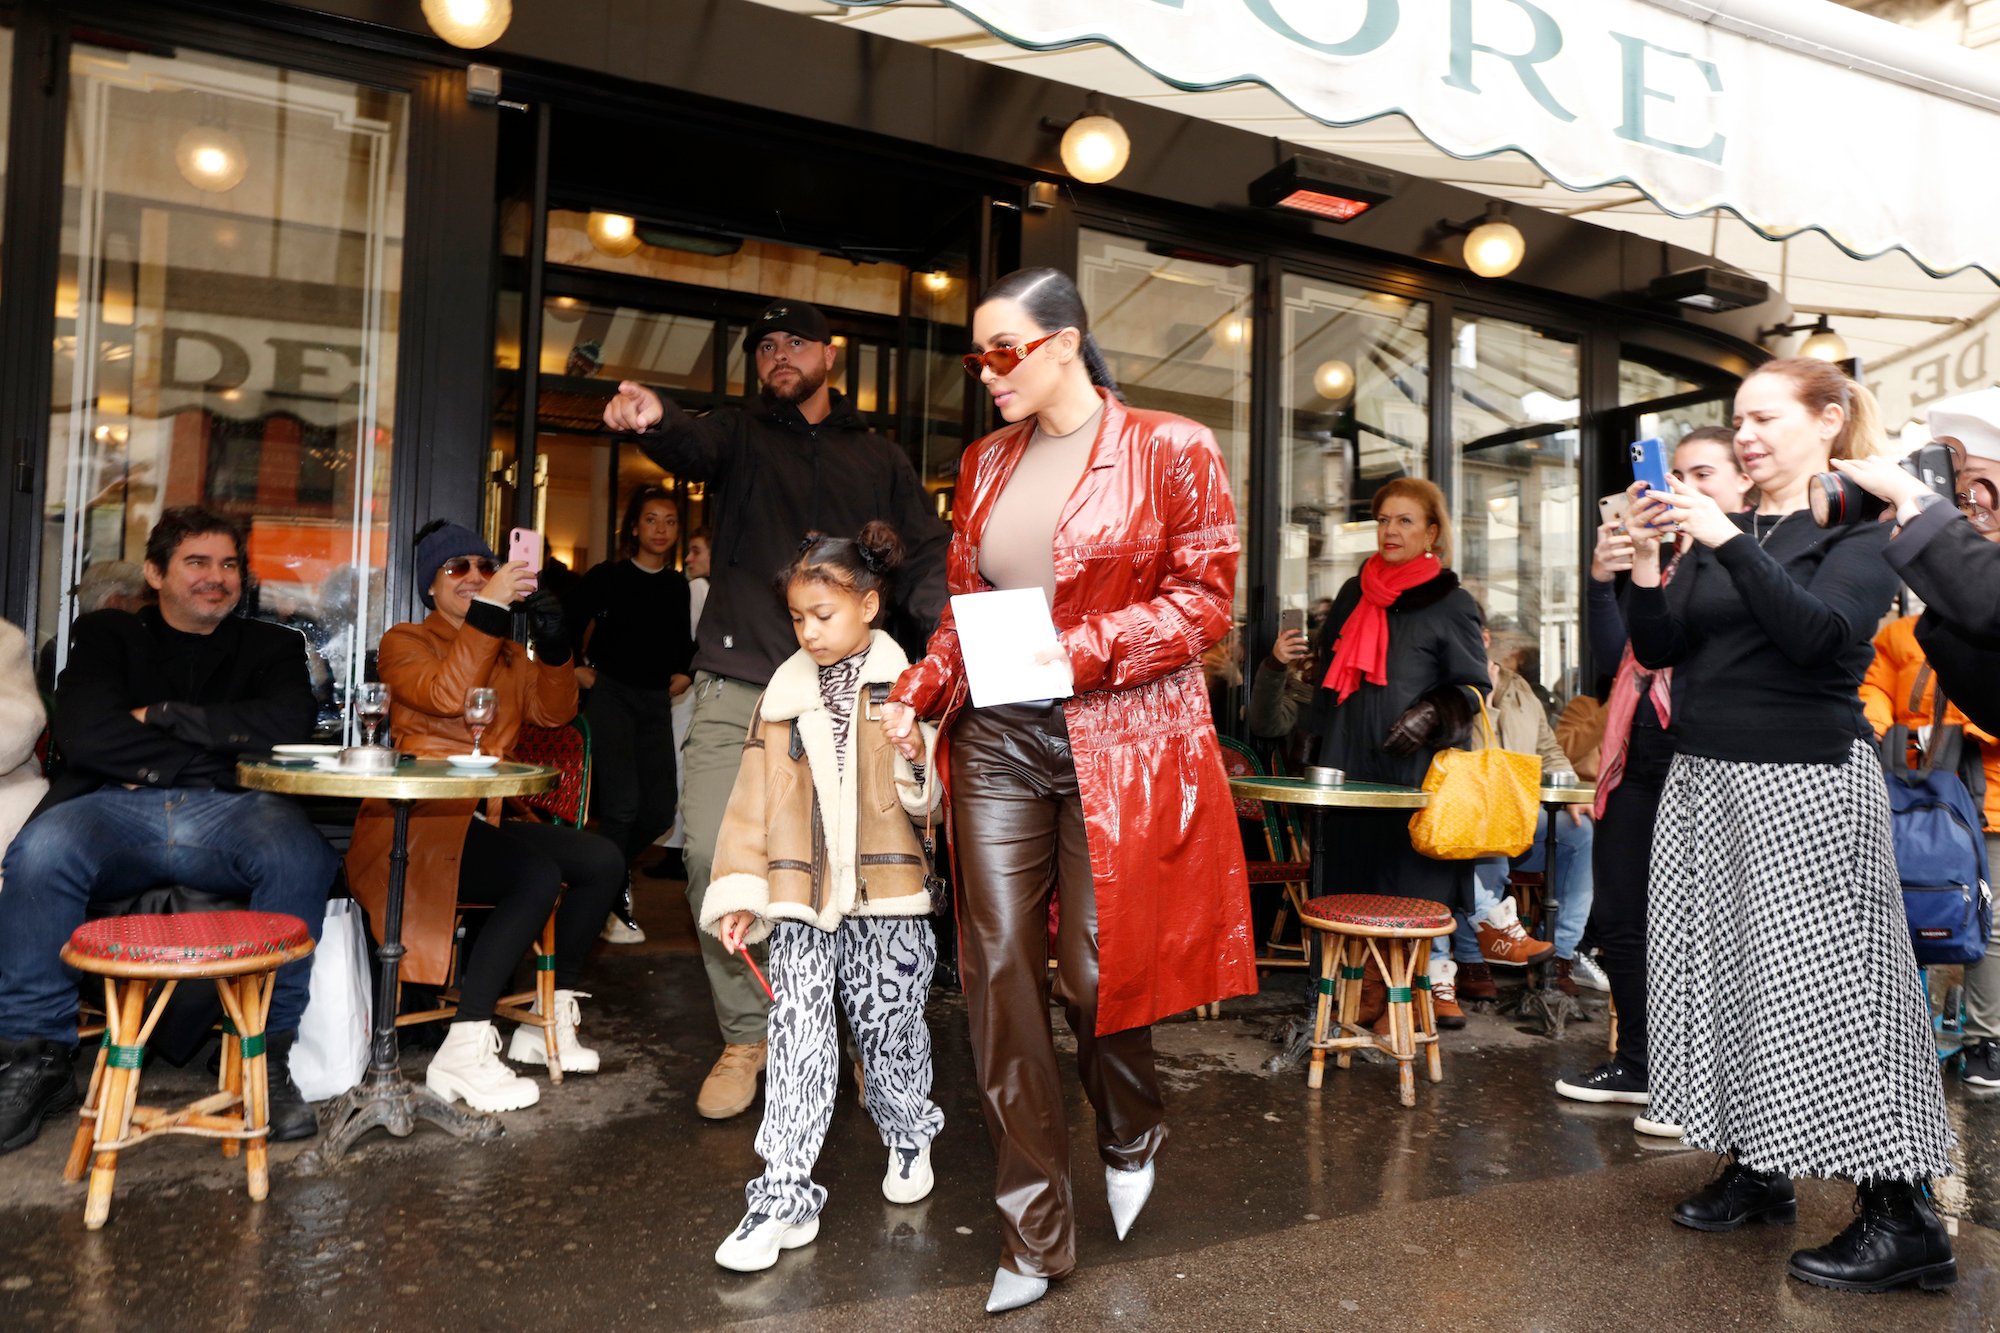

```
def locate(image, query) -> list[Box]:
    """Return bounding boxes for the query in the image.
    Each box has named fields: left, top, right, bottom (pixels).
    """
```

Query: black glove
left=523, top=589, right=571, bottom=664
left=1383, top=685, right=1475, bottom=756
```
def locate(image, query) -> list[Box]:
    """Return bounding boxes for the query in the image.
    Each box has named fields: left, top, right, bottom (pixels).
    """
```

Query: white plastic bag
left=290, top=897, right=372, bottom=1101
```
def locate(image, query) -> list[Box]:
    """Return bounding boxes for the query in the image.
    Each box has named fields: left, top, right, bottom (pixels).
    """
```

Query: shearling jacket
left=700, top=631, right=940, bottom=944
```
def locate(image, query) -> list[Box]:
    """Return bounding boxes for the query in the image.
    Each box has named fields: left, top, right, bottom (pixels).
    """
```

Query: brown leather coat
left=891, top=389, right=1258, bottom=1033
left=699, top=632, right=942, bottom=944
left=345, top=607, right=579, bottom=985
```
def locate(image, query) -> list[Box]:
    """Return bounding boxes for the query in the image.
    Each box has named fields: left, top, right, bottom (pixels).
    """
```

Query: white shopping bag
left=290, top=897, right=372, bottom=1102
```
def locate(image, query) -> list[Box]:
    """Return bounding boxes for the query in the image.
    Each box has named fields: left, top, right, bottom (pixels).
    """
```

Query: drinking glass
left=464, top=687, right=498, bottom=756
left=357, top=681, right=391, bottom=748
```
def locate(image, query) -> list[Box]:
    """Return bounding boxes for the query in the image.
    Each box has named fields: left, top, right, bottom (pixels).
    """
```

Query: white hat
left=1927, top=387, right=2000, bottom=462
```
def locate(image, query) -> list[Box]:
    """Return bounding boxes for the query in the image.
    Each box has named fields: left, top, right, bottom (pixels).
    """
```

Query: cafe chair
left=1297, top=894, right=1455, bottom=1108
left=396, top=718, right=593, bottom=1082
left=60, top=910, right=315, bottom=1230
left=1216, top=737, right=1312, bottom=971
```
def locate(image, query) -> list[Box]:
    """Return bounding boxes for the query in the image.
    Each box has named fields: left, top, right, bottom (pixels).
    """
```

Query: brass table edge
left=236, top=760, right=558, bottom=799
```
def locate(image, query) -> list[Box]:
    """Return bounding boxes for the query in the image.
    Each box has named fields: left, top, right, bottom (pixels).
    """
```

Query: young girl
left=700, top=522, right=945, bottom=1273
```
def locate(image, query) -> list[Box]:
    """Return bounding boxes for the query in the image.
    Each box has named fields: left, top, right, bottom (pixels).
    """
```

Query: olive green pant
left=681, top=671, right=772, bottom=1045
left=1960, top=833, right=2000, bottom=1040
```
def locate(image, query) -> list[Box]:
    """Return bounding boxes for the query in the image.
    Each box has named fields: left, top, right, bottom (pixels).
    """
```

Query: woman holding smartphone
left=1623, top=359, right=1955, bottom=1293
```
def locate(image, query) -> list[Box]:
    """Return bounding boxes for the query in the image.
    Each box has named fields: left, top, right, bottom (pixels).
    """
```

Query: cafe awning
left=750, top=0, right=2000, bottom=420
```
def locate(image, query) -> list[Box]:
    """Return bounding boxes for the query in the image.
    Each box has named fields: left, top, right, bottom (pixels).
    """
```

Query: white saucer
left=273, top=743, right=342, bottom=757
left=445, top=753, right=499, bottom=770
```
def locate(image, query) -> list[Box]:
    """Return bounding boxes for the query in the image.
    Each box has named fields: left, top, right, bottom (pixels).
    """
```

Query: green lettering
left=1613, top=33, right=1725, bottom=164
left=1245, top=0, right=1397, bottom=57
left=1445, top=0, right=1577, bottom=124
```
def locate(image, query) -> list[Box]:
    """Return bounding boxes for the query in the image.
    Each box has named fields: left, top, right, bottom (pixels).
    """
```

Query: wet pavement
left=3, top=887, right=1999, bottom=1331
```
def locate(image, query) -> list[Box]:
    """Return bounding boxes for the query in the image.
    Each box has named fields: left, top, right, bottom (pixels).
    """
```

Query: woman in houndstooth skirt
left=1625, top=357, right=1957, bottom=1295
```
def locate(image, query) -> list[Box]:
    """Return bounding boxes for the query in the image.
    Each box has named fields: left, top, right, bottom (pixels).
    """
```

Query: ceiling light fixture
left=1249, top=156, right=1395, bottom=223
left=1441, top=204, right=1526, bottom=279
left=1313, top=359, right=1356, bottom=401
left=585, top=211, right=642, bottom=258
left=1050, top=94, right=1131, bottom=185
left=422, top=0, right=512, bottom=49
left=175, top=125, right=248, bottom=193
left=1758, top=314, right=1850, bottom=363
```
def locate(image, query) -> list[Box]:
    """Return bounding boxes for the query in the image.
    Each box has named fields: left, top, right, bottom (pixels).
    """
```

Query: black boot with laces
left=1787, top=1179, right=1957, bottom=1293
left=1673, top=1156, right=1795, bottom=1232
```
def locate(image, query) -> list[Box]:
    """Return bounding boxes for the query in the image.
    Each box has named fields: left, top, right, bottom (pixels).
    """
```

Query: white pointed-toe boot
left=985, top=1267, right=1048, bottom=1313
left=1107, top=1161, right=1155, bottom=1240
left=508, top=989, right=600, bottom=1074
left=427, top=1021, right=540, bottom=1112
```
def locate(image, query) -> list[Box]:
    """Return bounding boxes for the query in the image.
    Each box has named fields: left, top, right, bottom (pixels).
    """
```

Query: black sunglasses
left=439, top=556, right=499, bottom=578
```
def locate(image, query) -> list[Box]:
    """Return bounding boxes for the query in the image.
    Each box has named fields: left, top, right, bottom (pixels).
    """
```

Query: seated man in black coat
left=0, top=507, right=338, bottom=1153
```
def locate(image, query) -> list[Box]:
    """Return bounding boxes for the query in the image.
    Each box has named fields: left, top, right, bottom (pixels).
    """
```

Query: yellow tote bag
left=1407, top=687, right=1541, bottom=860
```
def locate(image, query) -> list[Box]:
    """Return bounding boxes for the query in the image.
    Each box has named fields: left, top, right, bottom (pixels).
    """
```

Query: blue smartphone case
left=1629, top=437, right=1670, bottom=497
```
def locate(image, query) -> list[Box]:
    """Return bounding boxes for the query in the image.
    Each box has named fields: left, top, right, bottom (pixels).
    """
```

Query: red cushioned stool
left=1296, top=894, right=1456, bottom=1107
left=59, top=911, right=315, bottom=1230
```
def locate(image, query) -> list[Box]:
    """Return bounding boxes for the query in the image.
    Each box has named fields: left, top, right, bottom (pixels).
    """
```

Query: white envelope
left=951, top=588, right=1075, bottom=708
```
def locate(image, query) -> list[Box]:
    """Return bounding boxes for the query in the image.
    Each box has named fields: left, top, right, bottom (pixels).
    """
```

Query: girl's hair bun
left=855, top=520, right=905, bottom=575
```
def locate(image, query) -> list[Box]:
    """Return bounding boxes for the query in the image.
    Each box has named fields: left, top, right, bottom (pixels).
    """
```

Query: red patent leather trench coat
left=891, top=389, right=1257, bottom=1034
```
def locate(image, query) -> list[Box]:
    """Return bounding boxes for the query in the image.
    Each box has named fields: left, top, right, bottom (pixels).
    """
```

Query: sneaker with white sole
left=1570, top=952, right=1612, bottom=992
left=714, top=1211, right=819, bottom=1272
left=1475, top=897, right=1555, bottom=968
left=1960, top=1038, right=2000, bottom=1087
left=600, top=911, right=645, bottom=944
left=883, top=1143, right=934, bottom=1204
left=508, top=989, right=600, bottom=1074
left=1556, top=1058, right=1649, bottom=1105
left=1634, top=1113, right=1684, bottom=1138
left=427, top=1020, right=540, bottom=1112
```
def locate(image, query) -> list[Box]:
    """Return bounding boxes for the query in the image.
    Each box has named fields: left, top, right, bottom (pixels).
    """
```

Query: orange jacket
left=892, top=389, right=1258, bottom=1034
left=1861, top=615, right=1999, bottom=831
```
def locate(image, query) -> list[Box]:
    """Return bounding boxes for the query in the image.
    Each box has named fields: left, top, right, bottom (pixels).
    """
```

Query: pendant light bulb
left=1313, top=358, right=1356, bottom=401
left=1798, top=318, right=1849, bottom=363
left=422, top=0, right=513, bottom=49
left=175, top=126, right=248, bottom=193
left=1060, top=113, right=1131, bottom=185
left=1463, top=219, right=1526, bottom=279
left=586, top=212, right=643, bottom=258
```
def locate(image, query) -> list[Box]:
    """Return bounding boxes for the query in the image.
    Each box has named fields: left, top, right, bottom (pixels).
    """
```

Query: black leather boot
left=1788, top=1179, right=1957, bottom=1292
left=0, top=1039, right=79, bottom=1154
left=1673, top=1157, right=1796, bottom=1232
left=263, top=1030, right=319, bottom=1143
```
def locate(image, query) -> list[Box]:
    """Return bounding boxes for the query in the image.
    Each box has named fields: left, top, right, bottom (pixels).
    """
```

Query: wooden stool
left=59, top=911, right=316, bottom=1230
left=1298, top=894, right=1456, bottom=1107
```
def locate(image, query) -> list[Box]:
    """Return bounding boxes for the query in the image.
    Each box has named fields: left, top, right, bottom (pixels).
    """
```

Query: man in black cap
left=602, top=299, right=947, bottom=1120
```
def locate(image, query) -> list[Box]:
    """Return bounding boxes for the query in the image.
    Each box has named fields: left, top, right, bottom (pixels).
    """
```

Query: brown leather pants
left=950, top=701, right=1166, bottom=1280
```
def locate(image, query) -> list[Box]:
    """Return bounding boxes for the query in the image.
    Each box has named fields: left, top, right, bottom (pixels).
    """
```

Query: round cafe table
left=237, top=755, right=557, bottom=1170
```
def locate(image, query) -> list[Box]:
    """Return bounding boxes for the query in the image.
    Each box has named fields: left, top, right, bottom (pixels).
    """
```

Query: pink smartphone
left=508, top=527, right=543, bottom=590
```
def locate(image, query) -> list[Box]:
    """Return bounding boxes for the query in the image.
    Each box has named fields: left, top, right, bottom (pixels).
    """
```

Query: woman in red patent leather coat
left=881, top=268, right=1256, bottom=1313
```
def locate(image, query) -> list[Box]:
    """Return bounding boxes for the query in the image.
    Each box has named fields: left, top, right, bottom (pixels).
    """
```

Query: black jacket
left=1885, top=500, right=2000, bottom=735
left=631, top=390, right=950, bottom=687
left=40, top=607, right=318, bottom=814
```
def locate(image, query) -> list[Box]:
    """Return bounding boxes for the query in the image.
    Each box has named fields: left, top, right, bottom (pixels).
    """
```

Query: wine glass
left=463, top=687, right=498, bottom=757
left=357, top=682, right=391, bottom=748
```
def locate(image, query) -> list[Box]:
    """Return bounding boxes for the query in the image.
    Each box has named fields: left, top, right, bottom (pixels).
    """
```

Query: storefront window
left=1279, top=276, right=1431, bottom=639
left=40, top=43, right=407, bottom=737
left=1620, top=352, right=1731, bottom=446
left=1077, top=229, right=1253, bottom=727
left=1451, top=315, right=1582, bottom=708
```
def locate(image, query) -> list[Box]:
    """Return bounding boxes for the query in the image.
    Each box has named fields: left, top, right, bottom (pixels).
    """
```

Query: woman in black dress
left=1307, top=478, right=1488, bottom=915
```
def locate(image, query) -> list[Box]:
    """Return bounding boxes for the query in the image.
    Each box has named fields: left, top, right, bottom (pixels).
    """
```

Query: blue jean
left=0, top=788, right=337, bottom=1046
left=1442, top=807, right=1595, bottom=962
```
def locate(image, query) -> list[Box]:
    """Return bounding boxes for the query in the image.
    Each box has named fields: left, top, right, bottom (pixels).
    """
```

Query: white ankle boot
left=1107, top=1160, right=1155, bottom=1240
left=714, top=1211, right=819, bottom=1272
left=428, top=1021, right=540, bottom=1112
left=986, top=1267, right=1048, bottom=1313
left=508, top=990, right=600, bottom=1074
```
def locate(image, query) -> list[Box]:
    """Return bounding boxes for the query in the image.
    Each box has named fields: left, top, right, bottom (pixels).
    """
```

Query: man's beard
left=763, top=361, right=827, bottom=405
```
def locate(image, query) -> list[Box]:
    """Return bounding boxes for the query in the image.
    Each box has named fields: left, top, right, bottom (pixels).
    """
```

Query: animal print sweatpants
left=746, top=915, right=944, bottom=1223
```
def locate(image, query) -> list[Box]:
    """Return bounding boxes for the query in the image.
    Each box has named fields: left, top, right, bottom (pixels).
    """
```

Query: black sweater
left=577, top=559, right=694, bottom=691
left=42, top=607, right=317, bottom=813
left=1884, top=498, right=2000, bottom=735
left=1626, top=513, right=1898, bottom=765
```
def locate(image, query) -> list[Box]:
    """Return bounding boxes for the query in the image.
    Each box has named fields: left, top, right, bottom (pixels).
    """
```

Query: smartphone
left=508, top=527, right=543, bottom=590
left=1279, top=607, right=1305, bottom=639
left=1598, top=493, right=1631, bottom=526
left=1629, top=437, right=1671, bottom=498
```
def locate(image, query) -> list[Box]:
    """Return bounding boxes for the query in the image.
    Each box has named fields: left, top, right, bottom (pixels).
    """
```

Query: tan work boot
left=697, top=1040, right=768, bottom=1119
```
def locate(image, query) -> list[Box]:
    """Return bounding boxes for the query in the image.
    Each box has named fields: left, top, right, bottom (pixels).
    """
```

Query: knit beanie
left=413, top=521, right=497, bottom=609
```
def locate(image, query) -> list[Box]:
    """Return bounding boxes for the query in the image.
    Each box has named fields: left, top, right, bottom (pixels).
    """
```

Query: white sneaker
left=883, top=1143, right=934, bottom=1204
left=600, top=912, right=645, bottom=944
left=427, top=1021, right=540, bottom=1112
left=508, top=989, right=601, bottom=1074
left=714, top=1211, right=819, bottom=1272
left=1634, top=1114, right=1684, bottom=1139
left=1570, top=952, right=1612, bottom=992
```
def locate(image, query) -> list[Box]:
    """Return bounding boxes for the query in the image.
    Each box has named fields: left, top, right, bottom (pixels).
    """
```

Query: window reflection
left=1280, top=276, right=1431, bottom=636
left=40, top=44, right=407, bottom=739
left=1451, top=315, right=1582, bottom=710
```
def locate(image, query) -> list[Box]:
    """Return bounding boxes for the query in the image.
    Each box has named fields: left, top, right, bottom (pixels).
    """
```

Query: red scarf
left=1323, top=553, right=1443, bottom=703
